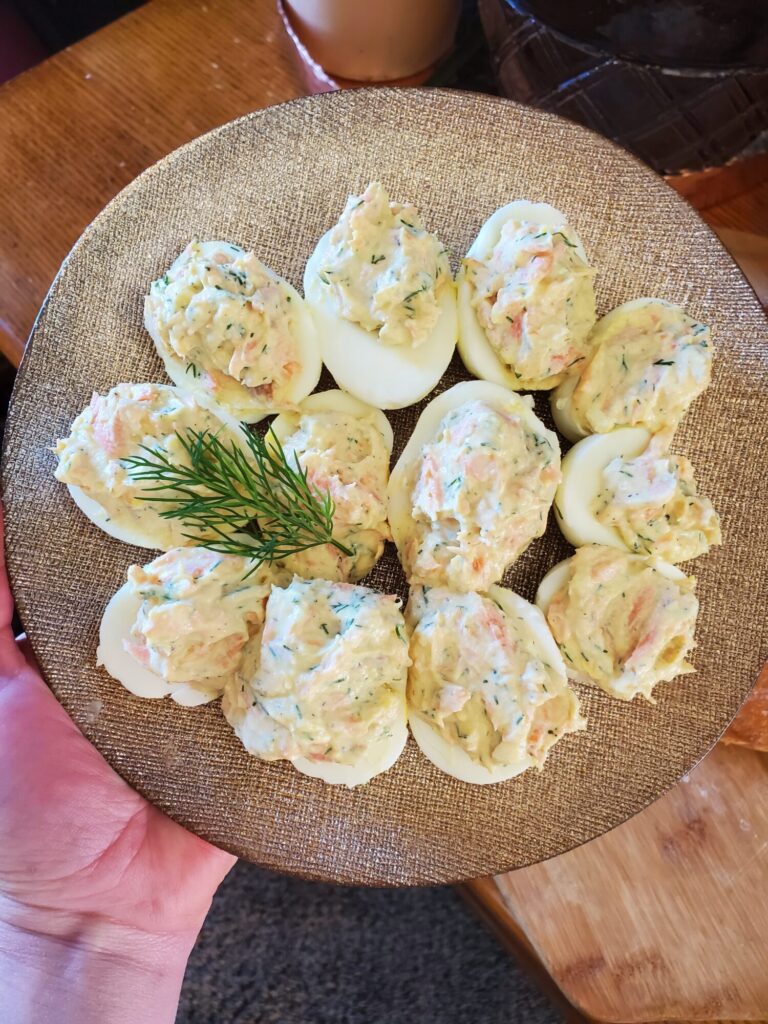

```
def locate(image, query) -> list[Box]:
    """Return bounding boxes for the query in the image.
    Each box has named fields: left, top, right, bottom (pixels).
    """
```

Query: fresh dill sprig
left=122, top=428, right=353, bottom=570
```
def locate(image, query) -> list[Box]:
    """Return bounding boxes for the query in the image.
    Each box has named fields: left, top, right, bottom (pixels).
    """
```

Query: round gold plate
left=3, top=89, right=767, bottom=885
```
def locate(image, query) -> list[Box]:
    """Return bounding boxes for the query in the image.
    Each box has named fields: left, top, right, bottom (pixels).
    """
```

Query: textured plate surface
left=3, top=89, right=767, bottom=885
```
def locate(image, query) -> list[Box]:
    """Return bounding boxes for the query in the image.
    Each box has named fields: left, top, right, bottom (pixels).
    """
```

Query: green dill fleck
left=371, top=254, right=386, bottom=264
left=403, top=284, right=427, bottom=303
left=553, top=231, right=577, bottom=248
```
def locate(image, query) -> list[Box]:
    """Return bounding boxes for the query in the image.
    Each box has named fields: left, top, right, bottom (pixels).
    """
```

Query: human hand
left=0, top=509, right=235, bottom=1024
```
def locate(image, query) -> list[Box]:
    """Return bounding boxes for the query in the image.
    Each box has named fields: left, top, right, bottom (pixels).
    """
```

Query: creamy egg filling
left=146, top=241, right=300, bottom=410
left=465, top=221, right=595, bottom=383
left=124, top=548, right=273, bottom=694
left=570, top=302, right=712, bottom=434
left=224, top=577, right=409, bottom=766
left=404, top=400, right=560, bottom=591
left=593, top=432, right=721, bottom=563
left=317, top=181, right=450, bottom=348
left=545, top=545, right=698, bottom=701
left=407, top=587, right=583, bottom=771
left=54, top=382, right=242, bottom=548
left=276, top=409, right=391, bottom=582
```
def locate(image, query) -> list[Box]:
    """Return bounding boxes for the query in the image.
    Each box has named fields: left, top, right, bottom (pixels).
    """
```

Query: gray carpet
left=177, top=861, right=562, bottom=1024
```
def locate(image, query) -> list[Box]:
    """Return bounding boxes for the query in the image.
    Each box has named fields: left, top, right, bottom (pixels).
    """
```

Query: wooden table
left=0, top=0, right=303, bottom=364
left=1, top=0, right=767, bottom=367
left=1, top=2, right=766, bottom=1021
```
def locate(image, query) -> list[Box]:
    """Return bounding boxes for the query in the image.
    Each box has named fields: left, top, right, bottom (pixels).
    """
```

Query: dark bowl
left=479, top=0, right=768, bottom=173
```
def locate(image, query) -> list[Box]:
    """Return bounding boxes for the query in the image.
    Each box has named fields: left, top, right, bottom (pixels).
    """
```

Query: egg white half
left=457, top=201, right=590, bottom=392
left=555, top=427, right=651, bottom=549
left=65, top=385, right=253, bottom=552
left=267, top=390, right=394, bottom=582
left=303, top=230, right=458, bottom=410
left=535, top=552, right=687, bottom=689
left=409, top=584, right=579, bottom=785
left=387, top=379, right=553, bottom=569
left=145, top=240, right=322, bottom=423
left=292, top=710, right=409, bottom=787
left=97, top=583, right=219, bottom=706
left=550, top=297, right=702, bottom=442
left=269, top=389, right=393, bottom=454
left=549, top=371, right=584, bottom=442
left=225, top=666, right=408, bottom=788
left=68, top=485, right=161, bottom=550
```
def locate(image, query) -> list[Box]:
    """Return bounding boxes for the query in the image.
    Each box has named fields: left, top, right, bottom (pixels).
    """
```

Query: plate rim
left=3, top=86, right=767, bottom=885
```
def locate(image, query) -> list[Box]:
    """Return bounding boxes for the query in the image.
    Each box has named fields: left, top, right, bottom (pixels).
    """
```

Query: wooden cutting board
left=463, top=742, right=768, bottom=1022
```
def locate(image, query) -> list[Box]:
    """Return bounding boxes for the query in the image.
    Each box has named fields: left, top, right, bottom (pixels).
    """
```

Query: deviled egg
left=268, top=390, right=393, bottom=582
left=458, top=201, right=596, bottom=390
left=406, top=585, right=585, bottom=785
left=555, top=428, right=721, bottom=562
left=145, top=240, right=321, bottom=422
left=388, top=380, right=561, bottom=591
left=536, top=544, right=698, bottom=702
left=223, top=576, right=410, bottom=787
left=98, top=547, right=276, bottom=706
left=551, top=298, right=713, bottom=441
left=303, top=181, right=458, bottom=409
left=54, top=382, right=249, bottom=550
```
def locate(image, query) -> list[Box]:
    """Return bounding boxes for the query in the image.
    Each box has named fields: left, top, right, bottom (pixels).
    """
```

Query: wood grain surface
left=723, top=663, right=768, bottom=752
left=1, top=0, right=767, bottom=368
left=0, top=0, right=302, bottom=364
left=465, top=743, right=768, bottom=1022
